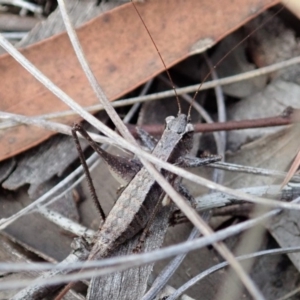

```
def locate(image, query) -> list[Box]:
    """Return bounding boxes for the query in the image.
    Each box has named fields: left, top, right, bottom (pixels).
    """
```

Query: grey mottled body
left=86, top=114, right=221, bottom=299
left=88, top=114, right=194, bottom=260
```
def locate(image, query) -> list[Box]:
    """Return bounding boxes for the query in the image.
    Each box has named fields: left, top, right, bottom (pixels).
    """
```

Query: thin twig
left=203, top=52, right=226, bottom=184
left=3, top=196, right=299, bottom=291
left=57, top=0, right=136, bottom=145
left=168, top=246, right=300, bottom=300
left=158, top=74, right=224, bottom=157
left=209, top=161, right=300, bottom=182
left=38, top=208, right=95, bottom=240
left=0, top=14, right=294, bottom=299
left=0, top=151, right=99, bottom=230
left=1, top=113, right=300, bottom=226
left=142, top=222, right=203, bottom=300
left=0, top=111, right=113, bottom=145
left=128, top=108, right=299, bottom=136
left=0, top=0, right=42, bottom=14
left=1, top=57, right=300, bottom=131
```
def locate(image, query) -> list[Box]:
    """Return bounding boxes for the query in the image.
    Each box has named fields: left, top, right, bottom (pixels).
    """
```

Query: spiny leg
left=169, top=183, right=198, bottom=226
left=176, top=154, right=222, bottom=168
left=72, top=124, right=106, bottom=222
left=136, top=127, right=158, bottom=151
left=177, top=183, right=196, bottom=207
left=58, top=125, right=108, bottom=300
left=74, top=124, right=141, bottom=184
left=72, top=123, right=143, bottom=215
left=170, top=154, right=221, bottom=224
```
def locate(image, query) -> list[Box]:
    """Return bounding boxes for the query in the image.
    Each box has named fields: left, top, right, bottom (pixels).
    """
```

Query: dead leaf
left=227, top=80, right=300, bottom=151
left=0, top=0, right=279, bottom=161
left=282, top=0, right=300, bottom=19
left=246, top=11, right=300, bottom=84
left=281, top=147, right=300, bottom=188
left=210, top=31, right=268, bottom=98
left=225, top=126, right=300, bottom=188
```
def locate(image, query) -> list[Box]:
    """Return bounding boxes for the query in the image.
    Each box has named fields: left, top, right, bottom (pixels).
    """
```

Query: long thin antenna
left=187, top=4, right=285, bottom=118
left=131, top=0, right=182, bottom=115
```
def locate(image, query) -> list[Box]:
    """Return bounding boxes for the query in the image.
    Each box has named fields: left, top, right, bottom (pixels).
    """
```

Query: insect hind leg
left=176, top=154, right=222, bottom=168
left=72, top=124, right=106, bottom=223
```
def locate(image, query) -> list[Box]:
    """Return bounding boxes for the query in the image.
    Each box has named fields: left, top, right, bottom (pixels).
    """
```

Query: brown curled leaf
left=0, top=0, right=279, bottom=161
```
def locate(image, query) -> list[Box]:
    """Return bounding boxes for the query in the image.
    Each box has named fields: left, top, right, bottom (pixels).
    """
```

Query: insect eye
left=186, top=123, right=194, bottom=133
left=165, top=116, right=175, bottom=125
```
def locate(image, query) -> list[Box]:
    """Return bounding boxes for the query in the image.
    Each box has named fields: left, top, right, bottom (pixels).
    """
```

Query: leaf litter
left=1, top=0, right=300, bottom=299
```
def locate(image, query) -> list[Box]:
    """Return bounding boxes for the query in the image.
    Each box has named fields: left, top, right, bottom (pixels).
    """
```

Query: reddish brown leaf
left=0, top=0, right=279, bottom=161
left=281, top=148, right=300, bottom=188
